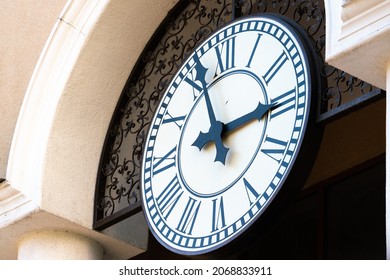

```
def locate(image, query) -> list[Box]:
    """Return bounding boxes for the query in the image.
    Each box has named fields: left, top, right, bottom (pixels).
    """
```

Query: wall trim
left=325, top=0, right=390, bottom=89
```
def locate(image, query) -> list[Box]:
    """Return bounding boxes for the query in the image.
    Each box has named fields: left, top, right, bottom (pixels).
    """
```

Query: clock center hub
left=177, top=70, right=268, bottom=198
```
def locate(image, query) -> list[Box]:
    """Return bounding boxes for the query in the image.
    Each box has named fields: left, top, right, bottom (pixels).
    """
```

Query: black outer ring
left=141, top=13, right=325, bottom=258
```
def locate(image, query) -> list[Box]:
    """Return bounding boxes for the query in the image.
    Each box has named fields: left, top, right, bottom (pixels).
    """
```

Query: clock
left=141, top=14, right=321, bottom=256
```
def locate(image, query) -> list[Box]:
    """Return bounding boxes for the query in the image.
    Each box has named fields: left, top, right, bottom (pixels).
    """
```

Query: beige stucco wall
left=0, top=0, right=68, bottom=179
left=1, top=0, right=179, bottom=259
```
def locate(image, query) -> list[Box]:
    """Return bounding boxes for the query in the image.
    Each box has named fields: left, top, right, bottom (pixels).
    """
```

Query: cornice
left=0, top=180, right=37, bottom=229
left=325, top=0, right=390, bottom=90
left=341, top=0, right=384, bottom=22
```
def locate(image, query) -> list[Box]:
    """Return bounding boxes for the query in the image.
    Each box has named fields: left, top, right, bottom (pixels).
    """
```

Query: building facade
left=0, top=0, right=389, bottom=259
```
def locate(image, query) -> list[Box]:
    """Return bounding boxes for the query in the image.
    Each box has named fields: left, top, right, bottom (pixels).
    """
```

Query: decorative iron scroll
left=94, top=0, right=384, bottom=230
left=94, top=0, right=235, bottom=230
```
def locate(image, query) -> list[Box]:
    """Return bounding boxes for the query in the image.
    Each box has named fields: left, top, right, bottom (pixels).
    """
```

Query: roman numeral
left=162, top=111, right=186, bottom=129
left=211, top=196, right=226, bottom=233
left=153, top=147, right=176, bottom=176
left=176, top=197, right=201, bottom=235
left=246, top=33, right=262, bottom=68
left=214, top=36, right=236, bottom=76
left=184, top=71, right=203, bottom=100
left=261, top=136, right=288, bottom=163
left=243, top=178, right=260, bottom=206
left=263, top=50, right=289, bottom=85
left=156, top=176, right=183, bottom=219
left=270, top=87, right=296, bottom=119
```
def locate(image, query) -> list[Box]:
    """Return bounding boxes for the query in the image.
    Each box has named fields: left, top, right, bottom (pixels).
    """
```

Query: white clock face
left=141, top=15, right=312, bottom=255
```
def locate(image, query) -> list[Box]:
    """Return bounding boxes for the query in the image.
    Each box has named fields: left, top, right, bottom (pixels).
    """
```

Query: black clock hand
left=191, top=54, right=229, bottom=164
left=222, top=102, right=276, bottom=136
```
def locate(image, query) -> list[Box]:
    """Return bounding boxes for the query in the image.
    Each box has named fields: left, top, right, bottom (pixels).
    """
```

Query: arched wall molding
left=2, top=0, right=178, bottom=259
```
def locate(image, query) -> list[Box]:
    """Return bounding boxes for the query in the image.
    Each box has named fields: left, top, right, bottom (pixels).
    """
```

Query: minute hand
left=191, top=54, right=229, bottom=164
left=222, top=102, right=276, bottom=136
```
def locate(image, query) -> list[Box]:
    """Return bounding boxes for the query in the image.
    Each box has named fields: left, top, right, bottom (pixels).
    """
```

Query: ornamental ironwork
left=93, top=0, right=384, bottom=230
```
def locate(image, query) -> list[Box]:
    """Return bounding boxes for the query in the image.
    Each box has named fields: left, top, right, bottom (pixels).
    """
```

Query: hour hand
left=222, top=102, right=276, bottom=136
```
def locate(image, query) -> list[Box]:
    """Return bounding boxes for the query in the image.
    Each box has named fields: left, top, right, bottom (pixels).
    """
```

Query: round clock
left=141, top=14, right=321, bottom=256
